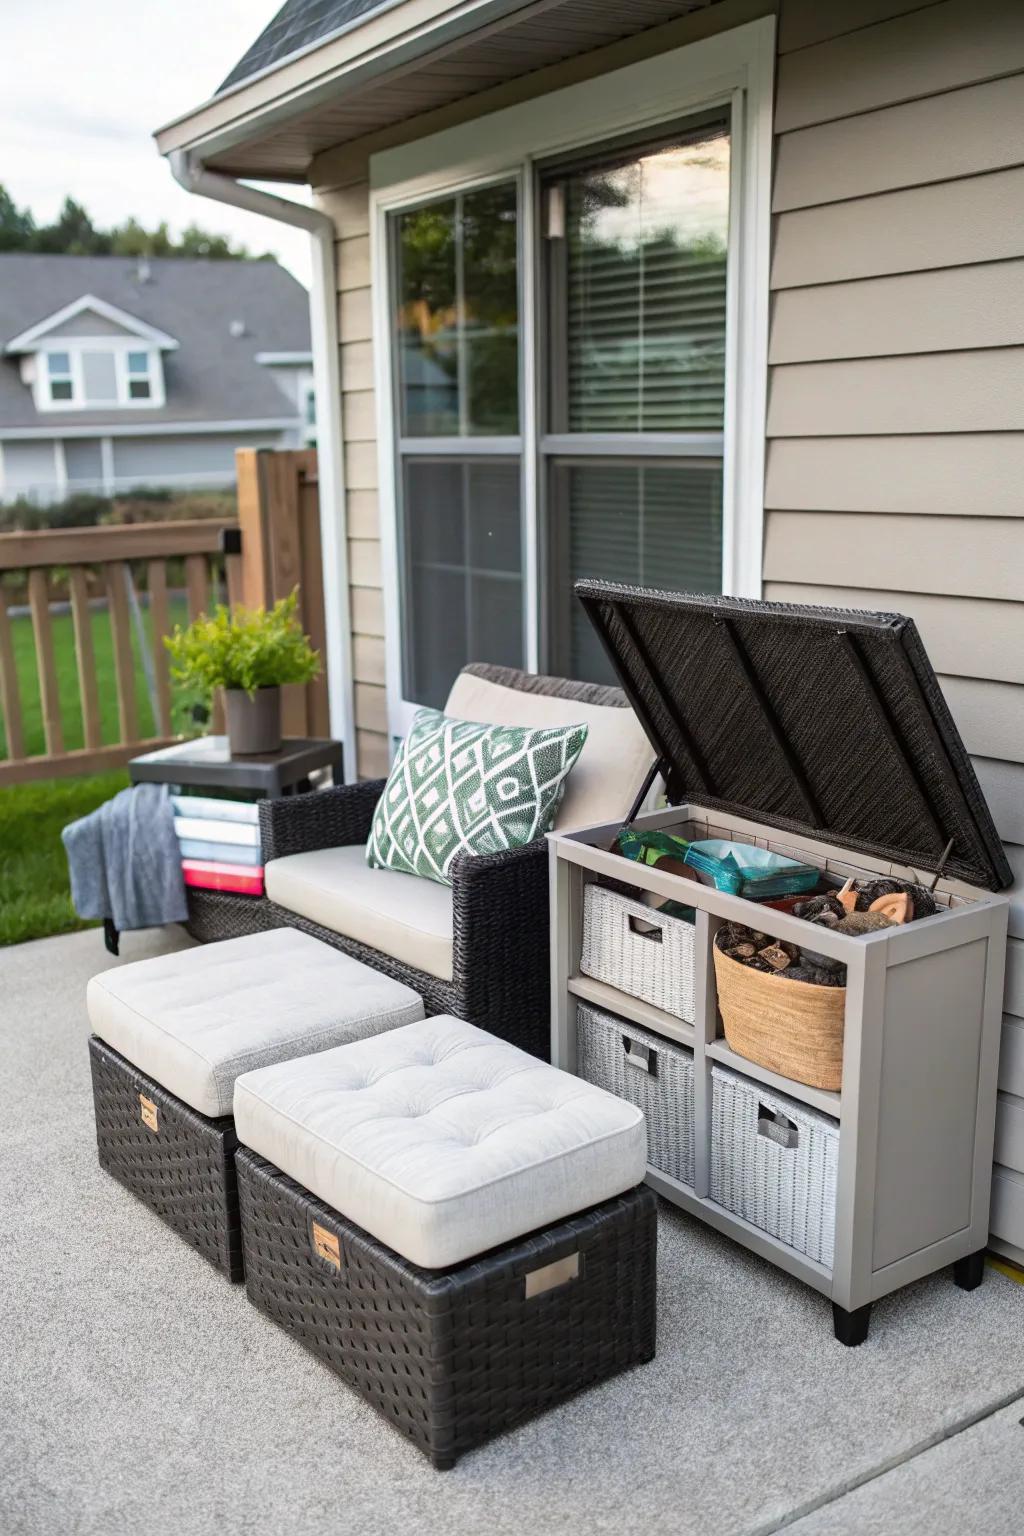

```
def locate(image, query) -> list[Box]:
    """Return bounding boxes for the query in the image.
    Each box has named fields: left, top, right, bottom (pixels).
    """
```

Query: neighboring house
left=158, top=0, right=1024, bottom=1263
left=0, top=254, right=314, bottom=504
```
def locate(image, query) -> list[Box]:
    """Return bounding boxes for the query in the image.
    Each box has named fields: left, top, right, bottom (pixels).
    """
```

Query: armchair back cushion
left=445, top=666, right=653, bottom=832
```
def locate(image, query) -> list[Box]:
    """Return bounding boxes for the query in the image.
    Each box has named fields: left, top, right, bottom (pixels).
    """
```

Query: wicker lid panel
left=576, top=583, right=1012, bottom=892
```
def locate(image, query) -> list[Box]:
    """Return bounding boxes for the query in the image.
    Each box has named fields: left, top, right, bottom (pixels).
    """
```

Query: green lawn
left=0, top=595, right=190, bottom=947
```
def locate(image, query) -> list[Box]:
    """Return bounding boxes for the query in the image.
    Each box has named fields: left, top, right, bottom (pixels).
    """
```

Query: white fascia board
left=5, top=295, right=180, bottom=354
left=0, top=417, right=297, bottom=440
left=255, top=350, right=313, bottom=365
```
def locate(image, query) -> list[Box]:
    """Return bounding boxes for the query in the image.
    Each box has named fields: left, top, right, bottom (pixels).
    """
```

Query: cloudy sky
left=3, top=0, right=314, bottom=284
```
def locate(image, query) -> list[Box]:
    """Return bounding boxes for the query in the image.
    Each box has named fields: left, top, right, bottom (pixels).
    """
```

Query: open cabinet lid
left=576, top=583, right=1013, bottom=892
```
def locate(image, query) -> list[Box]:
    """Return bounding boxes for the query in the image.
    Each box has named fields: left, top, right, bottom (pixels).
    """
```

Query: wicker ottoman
left=87, top=929, right=423, bottom=1280
left=233, top=1015, right=657, bottom=1468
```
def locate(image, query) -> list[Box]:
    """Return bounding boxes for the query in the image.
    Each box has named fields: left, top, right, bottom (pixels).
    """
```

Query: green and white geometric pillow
left=366, top=708, right=589, bottom=886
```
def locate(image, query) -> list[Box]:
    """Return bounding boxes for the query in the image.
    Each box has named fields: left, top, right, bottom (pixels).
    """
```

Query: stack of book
left=171, top=794, right=264, bottom=897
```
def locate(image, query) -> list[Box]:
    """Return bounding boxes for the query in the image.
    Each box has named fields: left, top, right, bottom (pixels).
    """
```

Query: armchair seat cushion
left=265, top=844, right=454, bottom=982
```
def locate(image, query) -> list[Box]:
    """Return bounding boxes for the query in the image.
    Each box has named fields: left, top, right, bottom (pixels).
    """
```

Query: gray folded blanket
left=62, top=782, right=188, bottom=950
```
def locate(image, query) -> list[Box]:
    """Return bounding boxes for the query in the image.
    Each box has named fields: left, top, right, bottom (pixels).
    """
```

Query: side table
left=129, top=736, right=344, bottom=799
left=129, top=735, right=344, bottom=946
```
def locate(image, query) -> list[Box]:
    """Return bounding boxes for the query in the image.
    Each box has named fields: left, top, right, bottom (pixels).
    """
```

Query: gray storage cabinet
left=548, top=586, right=1012, bottom=1344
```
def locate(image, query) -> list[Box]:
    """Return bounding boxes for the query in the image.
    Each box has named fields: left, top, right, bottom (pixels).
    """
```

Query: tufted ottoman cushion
left=233, top=1015, right=647, bottom=1268
left=87, top=929, right=424, bottom=1281
left=88, top=928, right=424, bottom=1118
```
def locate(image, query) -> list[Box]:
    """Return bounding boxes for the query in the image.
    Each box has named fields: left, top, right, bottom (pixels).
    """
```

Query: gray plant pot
left=224, top=686, right=282, bottom=756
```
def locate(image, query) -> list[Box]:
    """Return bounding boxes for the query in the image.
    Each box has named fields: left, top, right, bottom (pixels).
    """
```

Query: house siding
left=768, top=0, right=1024, bottom=1261
left=315, top=0, right=1024, bottom=1257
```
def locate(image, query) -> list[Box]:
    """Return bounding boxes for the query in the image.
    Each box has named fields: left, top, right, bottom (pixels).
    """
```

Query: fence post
left=233, top=447, right=329, bottom=741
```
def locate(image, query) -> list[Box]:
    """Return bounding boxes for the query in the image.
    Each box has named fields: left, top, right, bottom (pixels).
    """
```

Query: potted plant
left=165, top=590, right=320, bottom=755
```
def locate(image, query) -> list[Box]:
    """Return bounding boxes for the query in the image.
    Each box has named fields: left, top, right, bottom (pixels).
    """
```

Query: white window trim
left=30, top=338, right=167, bottom=412
left=370, top=16, right=774, bottom=743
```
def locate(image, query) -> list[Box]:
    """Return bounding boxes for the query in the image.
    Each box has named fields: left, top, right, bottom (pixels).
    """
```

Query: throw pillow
left=366, top=708, right=589, bottom=885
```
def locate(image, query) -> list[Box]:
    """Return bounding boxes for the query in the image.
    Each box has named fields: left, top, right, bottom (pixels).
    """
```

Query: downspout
left=168, top=148, right=357, bottom=783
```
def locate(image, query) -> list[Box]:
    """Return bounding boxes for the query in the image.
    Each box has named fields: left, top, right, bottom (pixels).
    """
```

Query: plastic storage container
left=710, top=1064, right=840, bottom=1267
left=576, top=1002, right=695, bottom=1187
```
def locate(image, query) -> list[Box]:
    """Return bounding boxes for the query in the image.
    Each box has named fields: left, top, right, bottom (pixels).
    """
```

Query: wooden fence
left=0, top=448, right=327, bottom=787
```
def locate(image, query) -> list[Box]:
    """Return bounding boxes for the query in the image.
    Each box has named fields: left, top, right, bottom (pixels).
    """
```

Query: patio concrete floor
left=2, top=926, right=1024, bottom=1536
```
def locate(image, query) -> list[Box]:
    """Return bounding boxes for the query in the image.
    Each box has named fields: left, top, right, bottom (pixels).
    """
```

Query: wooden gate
left=234, top=448, right=330, bottom=739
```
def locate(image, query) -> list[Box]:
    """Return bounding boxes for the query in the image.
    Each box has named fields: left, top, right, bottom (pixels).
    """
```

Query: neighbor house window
left=32, top=344, right=163, bottom=411
left=46, top=352, right=74, bottom=403
left=541, top=117, right=730, bottom=682
left=126, top=351, right=152, bottom=399
left=389, top=180, right=523, bottom=709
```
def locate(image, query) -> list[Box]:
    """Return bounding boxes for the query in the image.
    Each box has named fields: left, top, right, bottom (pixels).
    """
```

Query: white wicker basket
left=580, top=884, right=696, bottom=1022
left=710, top=1065, right=840, bottom=1268
left=576, top=1002, right=695, bottom=1187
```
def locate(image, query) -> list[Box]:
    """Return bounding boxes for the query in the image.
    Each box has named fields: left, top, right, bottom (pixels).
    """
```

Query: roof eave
left=153, top=0, right=535, bottom=172
left=5, top=294, right=180, bottom=355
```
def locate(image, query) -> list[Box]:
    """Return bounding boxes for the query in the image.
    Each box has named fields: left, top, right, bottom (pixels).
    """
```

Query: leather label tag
left=312, top=1222, right=341, bottom=1270
left=139, top=1094, right=158, bottom=1134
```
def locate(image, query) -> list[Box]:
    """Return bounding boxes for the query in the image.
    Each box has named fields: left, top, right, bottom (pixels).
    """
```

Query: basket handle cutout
left=623, top=1037, right=657, bottom=1077
left=525, top=1250, right=580, bottom=1299
left=757, top=1104, right=799, bottom=1150
left=627, top=913, right=664, bottom=942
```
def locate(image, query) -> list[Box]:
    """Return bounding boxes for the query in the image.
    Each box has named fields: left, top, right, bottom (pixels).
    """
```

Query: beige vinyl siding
left=773, top=74, right=1024, bottom=209
left=771, top=167, right=1024, bottom=288
left=765, top=434, right=1024, bottom=516
left=319, top=180, right=390, bottom=780
left=770, top=0, right=1024, bottom=1259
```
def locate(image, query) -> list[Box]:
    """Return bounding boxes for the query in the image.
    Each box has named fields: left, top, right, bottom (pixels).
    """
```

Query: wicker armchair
left=185, top=663, right=649, bottom=1059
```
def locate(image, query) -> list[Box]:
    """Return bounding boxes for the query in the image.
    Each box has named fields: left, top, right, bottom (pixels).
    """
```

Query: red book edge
left=182, top=860, right=265, bottom=895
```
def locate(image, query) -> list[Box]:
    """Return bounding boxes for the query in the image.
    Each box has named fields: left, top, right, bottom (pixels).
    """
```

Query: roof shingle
left=218, top=0, right=393, bottom=93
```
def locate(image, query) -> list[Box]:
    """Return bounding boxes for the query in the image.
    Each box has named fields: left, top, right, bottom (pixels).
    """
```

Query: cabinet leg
left=953, top=1250, right=986, bottom=1292
left=833, top=1302, right=871, bottom=1347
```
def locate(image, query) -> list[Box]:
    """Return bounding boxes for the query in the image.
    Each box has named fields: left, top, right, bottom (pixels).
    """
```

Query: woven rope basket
left=713, top=941, right=846, bottom=1092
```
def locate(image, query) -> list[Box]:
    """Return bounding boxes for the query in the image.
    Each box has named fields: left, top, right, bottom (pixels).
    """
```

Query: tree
left=32, top=196, right=109, bottom=255
left=0, top=184, right=269, bottom=261
left=0, top=185, right=36, bottom=251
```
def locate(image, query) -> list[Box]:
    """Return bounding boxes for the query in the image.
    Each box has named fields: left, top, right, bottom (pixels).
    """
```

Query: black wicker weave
left=575, top=583, right=1013, bottom=891
left=184, top=665, right=633, bottom=1058
left=89, top=1036, right=243, bottom=1281
left=236, top=1148, right=656, bottom=1469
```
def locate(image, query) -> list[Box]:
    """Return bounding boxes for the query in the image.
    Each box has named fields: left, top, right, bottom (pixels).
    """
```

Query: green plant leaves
left=164, top=589, right=320, bottom=700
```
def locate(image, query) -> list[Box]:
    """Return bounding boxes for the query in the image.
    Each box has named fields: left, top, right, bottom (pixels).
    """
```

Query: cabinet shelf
left=706, top=1040, right=842, bottom=1120
left=567, top=974, right=695, bottom=1049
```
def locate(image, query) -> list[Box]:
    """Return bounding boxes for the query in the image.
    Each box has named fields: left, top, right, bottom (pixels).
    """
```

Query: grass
left=0, top=594, right=192, bottom=947
left=0, top=771, right=129, bottom=947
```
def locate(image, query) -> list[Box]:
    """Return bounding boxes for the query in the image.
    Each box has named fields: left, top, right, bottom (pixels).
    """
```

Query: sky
left=3, top=0, right=314, bottom=285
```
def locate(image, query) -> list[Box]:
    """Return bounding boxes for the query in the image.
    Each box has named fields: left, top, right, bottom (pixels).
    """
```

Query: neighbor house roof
left=219, top=0, right=393, bottom=93
left=0, top=254, right=309, bottom=433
